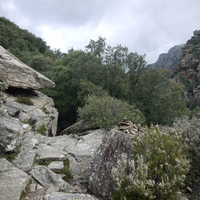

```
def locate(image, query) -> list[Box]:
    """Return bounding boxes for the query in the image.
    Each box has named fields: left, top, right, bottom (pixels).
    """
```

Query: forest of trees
left=0, top=17, right=197, bottom=131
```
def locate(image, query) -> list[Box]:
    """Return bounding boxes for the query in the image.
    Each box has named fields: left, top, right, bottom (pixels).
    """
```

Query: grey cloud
left=1, top=0, right=200, bottom=63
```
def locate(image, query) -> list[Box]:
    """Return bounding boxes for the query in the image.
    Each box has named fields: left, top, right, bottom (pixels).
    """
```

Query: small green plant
left=36, top=159, right=52, bottom=166
left=16, top=96, right=33, bottom=105
left=4, top=151, right=18, bottom=162
left=61, top=159, right=73, bottom=181
left=20, top=180, right=31, bottom=200
left=37, top=124, right=47, bottom=135
left=112, top=126, right=190, bottom=200
left=78, top=95, right=145, bottom=130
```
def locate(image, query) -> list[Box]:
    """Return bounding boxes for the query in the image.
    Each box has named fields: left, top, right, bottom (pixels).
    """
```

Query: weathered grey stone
left=44, top=192, right=98, bottom=200
left=60, top=120, right=97, bottom=135
left=88, top=130, right=134, bottom=198
left=45, top=129, right=107, bottom=179
left=12, top=131, right=40, bottom=172
left=0, top=45, right=55, bottom=89
left=3, top=90, right=58, bottom=136
left=48, top=161, right=64, bottom=173
left=30, top=166, right=74, bottom=192
left=0, top=158, right=30, bottom=200
left=0, top=116, right=23, bottom=152
left=13, top=149, right=36, bottom=172
left=36, top=143, right=68, bottom=162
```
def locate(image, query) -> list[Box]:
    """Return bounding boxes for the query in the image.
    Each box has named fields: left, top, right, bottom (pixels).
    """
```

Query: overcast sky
left=0, top=0, right=200, bottom=64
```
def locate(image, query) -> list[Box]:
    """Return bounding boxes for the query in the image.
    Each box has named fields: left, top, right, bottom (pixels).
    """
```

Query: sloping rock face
left=0, top=45, right=58, bottom=137
left=0, top=48, right=60, bottom=199
left=177, top=30, right=200, bottom=102
left=0, top=158, right=30, bottom=200
left=148, top=44, right=185, bottom=71
left=0, top=45, right=55, bottom=89
left=88, top=130, right=134, bottom=198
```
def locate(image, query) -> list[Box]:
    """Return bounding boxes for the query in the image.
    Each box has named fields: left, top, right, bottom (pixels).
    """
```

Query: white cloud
left=1, top=0, right=200, bottom=64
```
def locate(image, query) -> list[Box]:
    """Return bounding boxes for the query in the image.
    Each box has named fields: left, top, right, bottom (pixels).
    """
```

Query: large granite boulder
left=0, top=158, right=30, bottom=200
left=30, top=166, right=75, bottom=192
left=0, top=45, right=54, bottom=89
left=0, top=116, right=23, bottom=152
left=88, top=130, right=134, bottom=198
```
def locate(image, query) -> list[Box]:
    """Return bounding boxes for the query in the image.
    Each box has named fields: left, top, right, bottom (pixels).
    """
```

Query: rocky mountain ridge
left=177, top=30, right=200, bottom=103
left=148, top=44, right=185, bottom=71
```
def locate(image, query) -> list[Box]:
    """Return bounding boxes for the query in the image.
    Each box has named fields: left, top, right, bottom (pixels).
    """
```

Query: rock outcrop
left=88, top=130, right=135, bottom=198
left=0, top=158, right=30, bottom=200
left=177, top=30, right=200, bottom=102
left=0, top=45, right=55, bottom=89
left=0, top=46, right=106, bottom=199
left=148, top=44, right=185, bottom=71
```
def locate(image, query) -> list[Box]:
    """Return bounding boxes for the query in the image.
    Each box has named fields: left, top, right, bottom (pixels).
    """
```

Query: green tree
left=78, top=94, right=145, bottom=130
left=44, top=66, right=80, bottom=127
left=132, top=69, right=188, bottom=125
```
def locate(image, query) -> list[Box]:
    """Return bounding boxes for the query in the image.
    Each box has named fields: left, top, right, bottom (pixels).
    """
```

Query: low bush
left=78, top=95, right=145, bottom=130
left=112, top=126, right=190, bottom=200
left=173, top=117, right=200, bottom=197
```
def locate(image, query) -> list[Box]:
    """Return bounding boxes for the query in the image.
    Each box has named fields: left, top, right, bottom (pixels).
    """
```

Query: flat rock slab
left=48, top=161, right=64, bottom=173
left=36, top=143, right=68, bottom=162
left=45, top=130, right=107, bottom=177
left=13, top=149, right=36, bottom=172
left=0, top=45, right=55, bottom=89
left=30, top=166, right=74, bottom=192
left=0, top=158, right=30, bottom=200
left=44, top=192, right=98, bottom=200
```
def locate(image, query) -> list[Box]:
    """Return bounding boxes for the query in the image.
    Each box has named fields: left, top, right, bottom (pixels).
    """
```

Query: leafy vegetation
left=0, top=17, right=197, bottom=130
left=78, top=94, right=145, bottom=130
left=37, top=124, right=47, bottom=135
left=173, top=117, right=200, bottom=199
left=112, top=126, right=190, bottom=200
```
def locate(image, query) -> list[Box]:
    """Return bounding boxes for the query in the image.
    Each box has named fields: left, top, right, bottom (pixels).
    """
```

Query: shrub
left=61, top=159, right=73, bottom=181
left=16, top=96, right=33, bottom=105
left=37, top=124, right=47, bottom=135
left=78, top=95, right=145, bottom=130
left=112, top=126, right=190, bottom=200
left=173, top=117, right=200, bottom=196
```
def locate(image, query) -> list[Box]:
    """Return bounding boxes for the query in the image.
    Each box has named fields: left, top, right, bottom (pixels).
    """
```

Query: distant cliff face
left=148, top=44, right=185, bottom=71
left=177, top=30, right=200, bottom=102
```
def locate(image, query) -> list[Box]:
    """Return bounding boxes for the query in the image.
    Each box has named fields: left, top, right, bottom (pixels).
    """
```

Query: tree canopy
left=0, top=17, right=192, bottom=131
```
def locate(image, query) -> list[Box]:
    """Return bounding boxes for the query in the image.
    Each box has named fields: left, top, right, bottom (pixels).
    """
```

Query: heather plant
left=78, top=94, right=145, bottom=130
left=173, top=117, right=200, bottom=196
left=112, top=126, right=190, bottom=200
